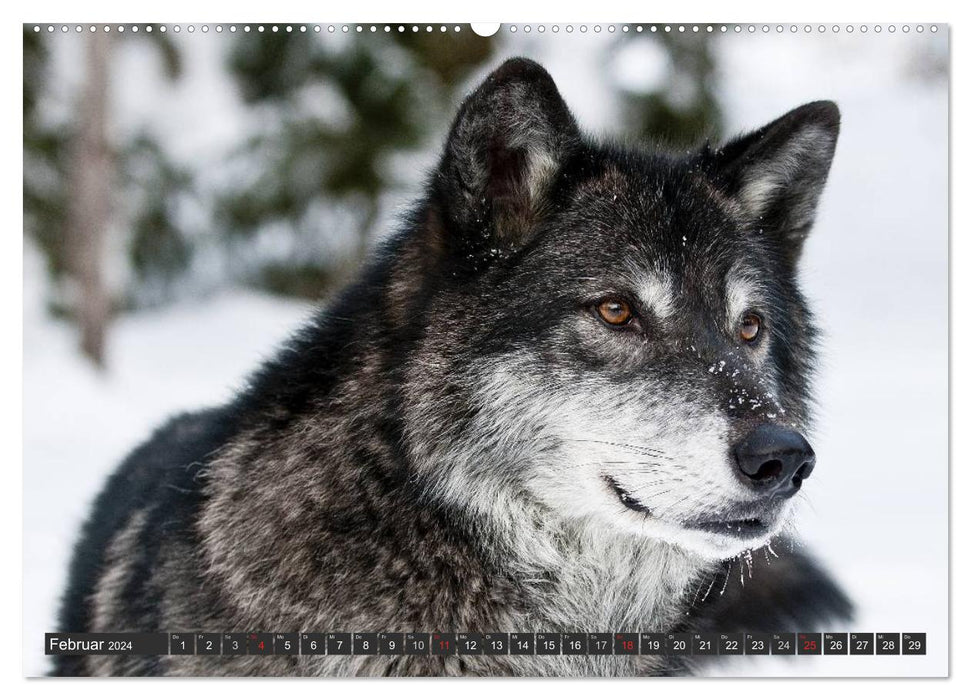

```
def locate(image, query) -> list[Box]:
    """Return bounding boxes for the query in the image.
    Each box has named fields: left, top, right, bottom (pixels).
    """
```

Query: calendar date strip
left=46, top=632, right=927, bottom=656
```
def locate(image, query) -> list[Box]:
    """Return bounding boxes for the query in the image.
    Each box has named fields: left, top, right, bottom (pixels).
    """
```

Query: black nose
left=733, top=425, right=815, bottom=498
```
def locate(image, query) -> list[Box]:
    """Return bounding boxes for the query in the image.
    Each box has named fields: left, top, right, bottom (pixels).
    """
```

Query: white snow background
left=23, top=27, right=949, bottom=676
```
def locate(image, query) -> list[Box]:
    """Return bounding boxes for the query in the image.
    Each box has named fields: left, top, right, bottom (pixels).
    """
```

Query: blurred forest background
left=23, top=25, right=721, bottom=367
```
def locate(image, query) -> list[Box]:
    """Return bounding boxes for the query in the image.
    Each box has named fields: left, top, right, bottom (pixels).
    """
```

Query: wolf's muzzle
left=732, top=425, right=815, bottom=499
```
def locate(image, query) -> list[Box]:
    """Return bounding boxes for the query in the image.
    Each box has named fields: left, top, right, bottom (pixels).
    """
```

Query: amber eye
left=596, top=299, right=634, bottom=326
left=739, top=313, right=762, bottom=342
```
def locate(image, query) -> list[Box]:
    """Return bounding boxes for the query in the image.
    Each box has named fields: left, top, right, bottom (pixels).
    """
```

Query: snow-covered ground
left=23, top=28, right=948, bottom=676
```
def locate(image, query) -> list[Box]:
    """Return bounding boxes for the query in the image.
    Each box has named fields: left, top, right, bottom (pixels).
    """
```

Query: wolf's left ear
left=433, top=58, right=580, bottom=257
left=705, top=101, right=840, bottom=260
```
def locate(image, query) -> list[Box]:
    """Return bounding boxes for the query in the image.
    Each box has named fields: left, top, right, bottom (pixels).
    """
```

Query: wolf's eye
left=739, top=313, right=762, bottom=342
left=596, top=299, right=633, bottom=326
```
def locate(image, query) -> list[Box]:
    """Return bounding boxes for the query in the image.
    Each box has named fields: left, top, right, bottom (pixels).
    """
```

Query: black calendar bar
left=44, top=632, right=927, bottom=656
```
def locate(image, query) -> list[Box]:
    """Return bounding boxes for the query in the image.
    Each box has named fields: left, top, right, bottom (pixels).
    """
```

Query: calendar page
left=22, top=19, right=948, bottom=678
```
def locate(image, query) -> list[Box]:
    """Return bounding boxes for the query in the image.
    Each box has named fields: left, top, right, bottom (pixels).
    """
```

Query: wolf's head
left=400, top=58, right=839, bottom=560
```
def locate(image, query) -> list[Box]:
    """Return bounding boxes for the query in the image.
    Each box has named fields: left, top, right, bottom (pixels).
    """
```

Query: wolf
left=54, top=58, right=851, bottom=676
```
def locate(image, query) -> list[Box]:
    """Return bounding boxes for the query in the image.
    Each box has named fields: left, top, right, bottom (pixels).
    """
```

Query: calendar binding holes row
left=28, top=24, right=942, bottom=35
left=46, top=632, right=927, bottom=657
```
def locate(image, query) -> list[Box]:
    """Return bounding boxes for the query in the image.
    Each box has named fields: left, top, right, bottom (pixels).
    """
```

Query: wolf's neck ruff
left=454, top=496, right=711, bottom=633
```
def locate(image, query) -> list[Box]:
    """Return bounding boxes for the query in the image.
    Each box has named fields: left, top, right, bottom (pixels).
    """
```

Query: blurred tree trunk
left=67, top=32, right=112, bottom=368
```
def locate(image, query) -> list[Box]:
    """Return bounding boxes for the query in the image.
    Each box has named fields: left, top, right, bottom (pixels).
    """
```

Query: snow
left=23, top=29, right=948, bottom=677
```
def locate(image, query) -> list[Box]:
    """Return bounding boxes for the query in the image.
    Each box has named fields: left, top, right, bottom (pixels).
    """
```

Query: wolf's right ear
left=433, top=58, right=580, bottom=260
